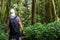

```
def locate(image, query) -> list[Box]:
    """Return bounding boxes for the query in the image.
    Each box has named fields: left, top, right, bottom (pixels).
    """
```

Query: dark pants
left=9, top=36, right=22, bottom=40
left=9, top=36, right=19, bottom=40
left=9, top=37, right=19, bottom=40
left=9, top=34, right=21, bottom=40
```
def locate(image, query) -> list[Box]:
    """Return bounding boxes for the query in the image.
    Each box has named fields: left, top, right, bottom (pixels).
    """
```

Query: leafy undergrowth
left=0, top=23, right=8, bottom=40
left=24, top=21, right=60, bottom=40
left=0, top=21, right=60, bottom=40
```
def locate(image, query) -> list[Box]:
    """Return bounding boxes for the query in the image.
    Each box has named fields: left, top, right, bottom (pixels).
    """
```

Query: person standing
left=7, top=8, right=24, bottom=40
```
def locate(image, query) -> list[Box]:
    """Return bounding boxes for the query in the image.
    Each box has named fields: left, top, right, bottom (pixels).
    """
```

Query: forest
left=0, top=0, right=60, bottom=40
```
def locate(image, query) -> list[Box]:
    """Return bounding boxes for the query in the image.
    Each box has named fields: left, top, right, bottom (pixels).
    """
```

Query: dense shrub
left=0, top=24, right=8, bottom=40
left=0, top=21, right=60, bottom=40
left=24, top=21, right=60, bottom=40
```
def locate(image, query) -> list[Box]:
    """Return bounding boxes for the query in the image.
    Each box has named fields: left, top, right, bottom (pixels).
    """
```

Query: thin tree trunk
left=52, top=0, right=59, bottom=21
left=45, top=0, right=53, bottom=24
left=0, top=0, right=3, bottom=24
left=38, top=2, right=40, bottom=22
left=5, top=0, right=10, bottom=23
left=31, top=0, right=36, bottom=25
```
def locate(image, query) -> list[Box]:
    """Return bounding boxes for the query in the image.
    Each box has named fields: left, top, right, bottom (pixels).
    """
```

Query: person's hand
left=22, top=30, right=25, bottom=34
left=22, top=30, right=25, bottom=36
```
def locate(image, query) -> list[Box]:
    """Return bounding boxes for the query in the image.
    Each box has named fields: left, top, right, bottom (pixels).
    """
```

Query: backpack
left=9, top=16, right=20, bottom=34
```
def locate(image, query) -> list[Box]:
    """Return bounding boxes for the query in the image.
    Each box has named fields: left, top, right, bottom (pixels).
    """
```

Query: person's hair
left=10, top=8, right=15, bottom=14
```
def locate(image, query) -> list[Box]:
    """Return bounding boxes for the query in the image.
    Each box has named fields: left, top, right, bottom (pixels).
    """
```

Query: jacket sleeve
left=18, top=17, right=21, bottom=24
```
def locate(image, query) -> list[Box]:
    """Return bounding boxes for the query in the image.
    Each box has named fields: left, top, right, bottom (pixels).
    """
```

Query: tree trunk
left=45, top=0, right=53, bottom=24
left=5, top=0, right=10, bottom=22
left=37, top=2, right=40, bottom=23
left=45, top=0, right=59, bottom=24
left=31, top=0, right=36, bottom=25
left=51, top=0, right=59, bottom=21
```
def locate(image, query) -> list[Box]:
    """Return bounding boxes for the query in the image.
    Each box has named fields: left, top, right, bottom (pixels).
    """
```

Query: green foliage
left=0, top=24, right=8, bottom=40
left=24, top=21, right=60, bottom=40
left=10, top=3, right=31, bottom=27
left=0, top=21, right=60, bottom=40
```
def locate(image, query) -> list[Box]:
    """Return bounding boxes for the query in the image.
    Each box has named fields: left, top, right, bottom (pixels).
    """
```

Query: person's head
left=10, top=8, right=16, bottom=16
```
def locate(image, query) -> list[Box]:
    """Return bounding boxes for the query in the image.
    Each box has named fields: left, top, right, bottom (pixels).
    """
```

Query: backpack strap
left=13, top=16, right=17, bottom=20
left=9, top=16, right=17, bottom=21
